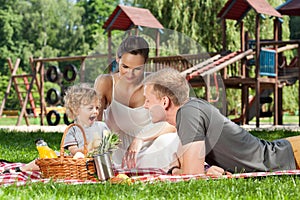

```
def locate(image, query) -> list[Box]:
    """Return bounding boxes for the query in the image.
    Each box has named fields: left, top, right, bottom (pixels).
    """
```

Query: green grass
left=1, top=128, right=300, bottom=199
left=1, top=177, right=300, bottom=200
left=0, top=130, right=62, bottom=163
left=251, top=115, right=300, bottom=125
left=2, top=115, right=299, bottom=126
left=0, top=116, right=66, bottom=126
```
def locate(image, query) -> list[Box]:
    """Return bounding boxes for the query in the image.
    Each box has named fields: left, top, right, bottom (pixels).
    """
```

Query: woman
left=94, top=36, right=178, bottom=171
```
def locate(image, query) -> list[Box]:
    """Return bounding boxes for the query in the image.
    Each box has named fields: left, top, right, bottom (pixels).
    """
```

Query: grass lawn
left=1, top=128, right=300, bottom=199
left=2, top=114, right=299, bottom=126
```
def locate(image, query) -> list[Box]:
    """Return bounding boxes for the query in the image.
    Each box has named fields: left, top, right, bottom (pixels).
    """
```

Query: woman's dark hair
left=117, top=36, right=149, bottom=63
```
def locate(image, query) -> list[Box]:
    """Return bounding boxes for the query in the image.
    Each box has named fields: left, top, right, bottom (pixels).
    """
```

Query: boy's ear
left=73, top=109, right=79, bottom=118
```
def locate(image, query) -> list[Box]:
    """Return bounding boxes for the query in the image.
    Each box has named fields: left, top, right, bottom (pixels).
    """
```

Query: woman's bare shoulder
left=95, top=73, right=112, bottom=82
left=95, top=74, right=113, bottom=86
left=94, top=74, right=113, bottom=93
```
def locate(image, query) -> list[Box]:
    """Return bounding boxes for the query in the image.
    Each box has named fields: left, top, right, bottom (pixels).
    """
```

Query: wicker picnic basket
left=35, top=123, right=97, bottom=181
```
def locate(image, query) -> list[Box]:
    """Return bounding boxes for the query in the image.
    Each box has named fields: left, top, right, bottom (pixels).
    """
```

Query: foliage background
left=0, top=0, right=299, bottom=116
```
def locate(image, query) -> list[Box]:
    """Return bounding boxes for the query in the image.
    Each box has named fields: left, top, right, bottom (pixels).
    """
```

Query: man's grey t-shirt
left=176, top=98, right=296, bottom=173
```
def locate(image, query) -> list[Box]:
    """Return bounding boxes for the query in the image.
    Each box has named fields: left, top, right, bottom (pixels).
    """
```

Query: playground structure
left=0, top=54, right=107, bottom=126
left=146, top=0, right=300, bottom=127
left=1, top=1, right=300, bottom=127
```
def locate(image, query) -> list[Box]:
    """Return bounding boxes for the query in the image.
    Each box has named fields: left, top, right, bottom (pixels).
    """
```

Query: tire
left=63, top=64, right=77, bottom=82
left=63, top=113, right=73, bottom=125
left=46, top=66, right=61, bottom=83
left=46, top=88, right=61, bottom=105
left=46, top=110, right=61, bottom=126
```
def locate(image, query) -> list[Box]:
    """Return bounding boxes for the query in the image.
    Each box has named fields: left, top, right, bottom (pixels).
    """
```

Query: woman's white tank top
left=103, top=76, right=151, bottom=166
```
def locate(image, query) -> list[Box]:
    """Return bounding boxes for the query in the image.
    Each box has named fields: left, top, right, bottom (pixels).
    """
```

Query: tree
left=133, top=0, right=289, bottom=53
left=290, top=16, right=300, bottom=39
left=133, top=0, right=225, bottom=53
left=0, top=1, right=25, bottom=74
left=76, top=0, right=118, bottom=50
left=20, top=0, right=88, bottom=58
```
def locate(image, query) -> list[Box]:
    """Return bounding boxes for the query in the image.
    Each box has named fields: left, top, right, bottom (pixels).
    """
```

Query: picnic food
left=35, top=139, right=58, bottom=158
left=73, top=152, right=85, bottom=159
left=109, top=173, right=131, bottom=184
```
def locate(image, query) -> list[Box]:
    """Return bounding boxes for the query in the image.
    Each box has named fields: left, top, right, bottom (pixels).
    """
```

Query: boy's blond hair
left=63, top=83, right=100, bottom=120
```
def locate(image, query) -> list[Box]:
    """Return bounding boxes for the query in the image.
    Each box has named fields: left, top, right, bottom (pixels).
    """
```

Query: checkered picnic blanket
left=1, top=161, right=300, bottom=187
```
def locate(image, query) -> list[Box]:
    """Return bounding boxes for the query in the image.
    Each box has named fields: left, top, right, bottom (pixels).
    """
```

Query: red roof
left=217, top=0, right=282, bottom=21
left=277, top=0, right=300, bottom=16
left=103, top=5, right=164, bottom=31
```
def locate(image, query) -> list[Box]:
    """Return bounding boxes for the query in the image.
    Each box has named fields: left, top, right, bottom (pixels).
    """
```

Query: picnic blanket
left=1, top=161, right=300, bottom=187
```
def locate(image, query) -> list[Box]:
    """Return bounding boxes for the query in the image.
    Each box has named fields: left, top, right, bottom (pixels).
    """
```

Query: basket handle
left=60, top=123, right=88, bottom=158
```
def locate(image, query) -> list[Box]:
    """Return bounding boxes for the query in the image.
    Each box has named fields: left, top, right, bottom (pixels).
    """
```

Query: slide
left=232, top=89, right=273, bottom=124
left=181, top=49, right=254, bottom=79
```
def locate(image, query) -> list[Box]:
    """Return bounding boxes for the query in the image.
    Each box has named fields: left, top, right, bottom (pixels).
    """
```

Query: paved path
left=0, top=125, right=67, bottom=132
left=0, top=124, right=300, bottom=132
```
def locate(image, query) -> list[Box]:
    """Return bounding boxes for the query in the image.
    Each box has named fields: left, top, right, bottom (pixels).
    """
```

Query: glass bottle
left=35, top=138, right=58, bottom=158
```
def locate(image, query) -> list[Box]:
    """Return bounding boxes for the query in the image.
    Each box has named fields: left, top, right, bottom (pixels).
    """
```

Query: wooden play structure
left=0, top=54, right=106, bottom=126
left=146, top=0, right=300, bottom=127
left=212, top=0, right=300, bottom=127
left=102, top=5, right=164, bottom=70
left=1, top=1, right=300, bottom=127
left=0, top=58, right=40, bottom=125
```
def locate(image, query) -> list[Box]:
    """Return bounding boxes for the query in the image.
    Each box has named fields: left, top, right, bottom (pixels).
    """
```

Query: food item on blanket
left=73, top=152, right=85, bottom=159
left=35, top=138, right=58, bottom=158
left=109, top=173, right=132, bottom=184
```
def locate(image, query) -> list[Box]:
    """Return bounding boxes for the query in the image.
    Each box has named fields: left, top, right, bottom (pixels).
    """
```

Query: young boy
left=2, top=84, right=109, bottom=172
left=62, top=83, right=109, bottom=155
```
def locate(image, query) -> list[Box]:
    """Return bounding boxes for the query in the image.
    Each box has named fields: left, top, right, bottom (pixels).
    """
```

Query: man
left=142, top=67, right=300, bottom=175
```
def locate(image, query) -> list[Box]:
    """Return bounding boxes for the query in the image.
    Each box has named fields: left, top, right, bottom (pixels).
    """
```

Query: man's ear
left=162, top=96, right=171, bottom=109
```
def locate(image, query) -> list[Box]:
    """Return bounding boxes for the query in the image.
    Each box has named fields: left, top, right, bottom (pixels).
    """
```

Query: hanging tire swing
left=63, top=113, right=73, bottom=125
left=46, top=66, right=62, bottom=83
left=46, top=110, right=61, bottom=126
left=46, top=88, right=61, bottom=105
left=63, top=64, right=77, bottom=82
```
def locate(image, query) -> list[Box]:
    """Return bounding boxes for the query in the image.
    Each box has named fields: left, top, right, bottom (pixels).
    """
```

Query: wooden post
left=273, top=18, right=279, bottom=125
left=278, top=19, right=283, bottom=125
left=278, top=87, right=283, bottom=125
left=240, top=21, right=246, bottom=78
left=241, top=85, right=249, bottom=125
left=240, top=21, right=245, bottom=52
left=255, top=14, right=261, bottom=128
left=80, top=58, right=85, bottom=83
left=245, top=31, right=250, bottom=78
left=108, top=30, right=112, bottom=72
left=205, top=75, right=210, bottom=102
left=40, top=62, right=45, bottom=126
left=255, top=14, right=260, bottom=127
left=156, top=29, right=160, bottom=57
left=240, top=21, right=247, bottom=125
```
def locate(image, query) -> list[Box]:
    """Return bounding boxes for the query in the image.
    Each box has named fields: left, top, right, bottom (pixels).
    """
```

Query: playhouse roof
left=103, top=5, right=164, bottom=32
left=217, top=0, right=282, bottom=21
left=277, top=0, right=300, bottom=16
